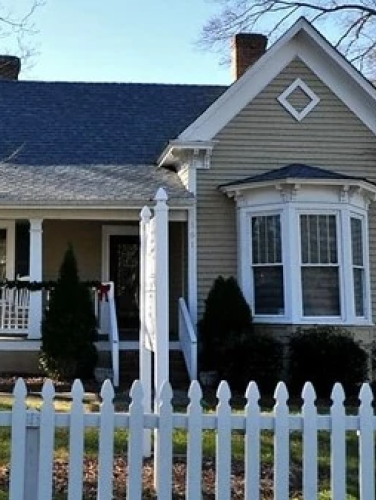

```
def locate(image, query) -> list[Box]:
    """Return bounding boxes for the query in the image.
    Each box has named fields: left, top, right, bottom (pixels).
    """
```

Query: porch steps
left=98, top=350, right=191, bottom=391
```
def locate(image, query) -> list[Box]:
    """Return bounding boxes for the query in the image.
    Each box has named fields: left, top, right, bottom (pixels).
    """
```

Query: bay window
left=221, top=167, right=376, bottom=325
left=229, top=185, right=375, bottom=325
left=247, top=206, right=370, bottom=323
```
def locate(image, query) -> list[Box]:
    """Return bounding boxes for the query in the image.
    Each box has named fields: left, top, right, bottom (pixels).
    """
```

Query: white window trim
left=297, top=210, right=343, bottom=321
left=239, top=201, right=372, bottom=326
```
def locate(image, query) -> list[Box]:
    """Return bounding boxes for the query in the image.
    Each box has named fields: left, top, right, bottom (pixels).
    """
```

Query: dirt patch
left=0, top=457, right=303, bottom=498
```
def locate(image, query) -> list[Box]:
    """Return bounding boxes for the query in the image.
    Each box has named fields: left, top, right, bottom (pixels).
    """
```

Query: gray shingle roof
left=0, top=79, right=226, bottom=204
left=0, top=163, right=194, bottom=205
left=220, top=163, right=374, bottom=188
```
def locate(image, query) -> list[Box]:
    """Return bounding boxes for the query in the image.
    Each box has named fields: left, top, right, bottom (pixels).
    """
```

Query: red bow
left=98, top=283, right=110, bottom=302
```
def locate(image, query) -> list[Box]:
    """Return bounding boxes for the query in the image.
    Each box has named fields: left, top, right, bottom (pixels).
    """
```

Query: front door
left=109, top=235, right=139, bottom=330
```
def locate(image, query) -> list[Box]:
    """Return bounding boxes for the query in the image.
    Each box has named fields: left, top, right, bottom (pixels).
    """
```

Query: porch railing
left=0, top=287, right=30, bottom=334
left=0, top=283, right=120, bottom=387
left=178, top=297, right=197, bottom=380
left=94, top=282, right=119, bottom=387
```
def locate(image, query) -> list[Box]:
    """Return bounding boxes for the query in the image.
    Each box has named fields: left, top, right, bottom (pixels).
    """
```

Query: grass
left=0, top=391, right=367, bottom=499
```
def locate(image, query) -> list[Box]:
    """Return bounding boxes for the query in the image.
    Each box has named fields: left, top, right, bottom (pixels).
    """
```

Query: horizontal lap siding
left=196, top=57, right=376, bottom=319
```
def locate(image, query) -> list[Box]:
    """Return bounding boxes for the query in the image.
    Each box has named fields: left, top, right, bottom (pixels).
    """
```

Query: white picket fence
left=2, top=378, right=376, bottom=499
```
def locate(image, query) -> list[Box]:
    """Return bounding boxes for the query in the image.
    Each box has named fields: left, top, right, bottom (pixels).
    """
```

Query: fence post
left=24, top=410, right=40, bottom=500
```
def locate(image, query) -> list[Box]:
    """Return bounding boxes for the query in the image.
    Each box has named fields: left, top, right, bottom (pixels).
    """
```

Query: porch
left=0, top=215, right=198, bottom=385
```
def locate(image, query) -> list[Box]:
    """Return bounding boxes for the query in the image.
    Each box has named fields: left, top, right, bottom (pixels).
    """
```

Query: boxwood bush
left=288, top=326, right=367, bottom=397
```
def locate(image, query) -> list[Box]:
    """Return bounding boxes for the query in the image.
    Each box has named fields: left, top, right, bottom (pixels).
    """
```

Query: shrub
left=198, top=275, right=283, bottom=392
left=221, top=330, right=283, bottom=393
left=39, top=244, right=98, bottom=380
left=198, top=276, right=252, bottom=371
left=288, top=326, right=367, bottom=397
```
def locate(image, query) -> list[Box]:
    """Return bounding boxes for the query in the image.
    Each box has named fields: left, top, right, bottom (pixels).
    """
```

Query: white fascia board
left=296, top=33, right=376, bottom=136
left=179, top=42, right=298, bottom=141
left=221, top=177, right=376, bottom=199
left=179, top=16, right=376, bottom=141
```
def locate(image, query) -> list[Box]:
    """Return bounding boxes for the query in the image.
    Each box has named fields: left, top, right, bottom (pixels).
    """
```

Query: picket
left=1, top=378, right=376, bottom=500
left=274, top=382, right=289, bottom=500
left=97, top=380, right=115, bottom=499
left=302, top=382, right=318, bottom=500
left=245, top=382, right=261, bottom=500
left=68, top=380, right=85, bottom=500
left=331, top=383, right=347, bottom=499
left=9, top=379, right=27, bottom=499
left=37, top=380, right=55, bottom=500
left=186, top=381, right=203, bottom=499
left=216, top=381, right=232, bottom=500
left=127, top=380, right=144, bottom=500
left=358, top=383, right=375, bottom=500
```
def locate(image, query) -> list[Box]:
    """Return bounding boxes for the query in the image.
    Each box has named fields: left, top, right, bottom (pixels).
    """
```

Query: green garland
left=0, top=280, right=104, bottom=291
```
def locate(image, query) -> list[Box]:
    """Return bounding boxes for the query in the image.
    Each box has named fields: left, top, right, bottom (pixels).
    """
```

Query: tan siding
left=196, top=57, right=376, bottom=319
left=43, top=220, right=102, bottom=280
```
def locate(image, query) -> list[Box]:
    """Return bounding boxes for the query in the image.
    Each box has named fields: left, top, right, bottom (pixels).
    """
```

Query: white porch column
left=28, top=219, right=43, bottom=339
left=187, top=205, right=198, bottom=326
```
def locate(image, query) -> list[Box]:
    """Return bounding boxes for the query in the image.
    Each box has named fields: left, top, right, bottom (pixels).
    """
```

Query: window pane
left=252, top=215, right=281, bottom=264
left=302, top=267, right=340, bottom=316
left=353, top=268, right=364, bottom=317
left=300, top=214, right=337, bottom=264
left=254, top=266, right=284, bottom=314
left=351, top=218, right=363, bottom=266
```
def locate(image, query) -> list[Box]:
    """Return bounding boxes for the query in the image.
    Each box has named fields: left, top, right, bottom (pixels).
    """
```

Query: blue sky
left=15, top=0, right=232, bottom=85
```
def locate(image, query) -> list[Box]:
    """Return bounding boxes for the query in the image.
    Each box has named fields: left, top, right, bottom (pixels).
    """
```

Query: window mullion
left=284, top=204, right=300, bottom=321
left=341, top=208, right=353, bottom=322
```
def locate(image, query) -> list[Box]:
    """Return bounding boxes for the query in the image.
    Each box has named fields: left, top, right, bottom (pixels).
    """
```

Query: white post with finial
left=153, top=188, right=169, bottom=405
left=139, top=205, right=152, bottom=457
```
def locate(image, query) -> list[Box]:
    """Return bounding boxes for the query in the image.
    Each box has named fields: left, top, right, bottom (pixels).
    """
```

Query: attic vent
left=277, top=78, right=319, bottom=121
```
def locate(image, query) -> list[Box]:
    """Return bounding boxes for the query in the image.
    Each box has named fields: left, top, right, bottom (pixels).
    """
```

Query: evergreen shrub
left=198, top=275, right=283, bottom=392
left=39, top=244, right=98, bottom=380
left=288, top=326, right=367, bottom=397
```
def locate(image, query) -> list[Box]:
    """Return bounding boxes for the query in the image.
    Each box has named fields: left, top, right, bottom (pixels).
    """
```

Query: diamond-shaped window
left=277, top=78, right=320, bottom=121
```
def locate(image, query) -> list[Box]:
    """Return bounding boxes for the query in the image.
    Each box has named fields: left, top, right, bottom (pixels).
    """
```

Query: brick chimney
left=0, top=56, right=20, bottom=80
left=232, top=33, right=267, bottom=80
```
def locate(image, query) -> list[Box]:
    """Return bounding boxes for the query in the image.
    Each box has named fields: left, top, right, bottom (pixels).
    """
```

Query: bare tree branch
left=201, top=0, right=376, bottom=75
left=0, top=1, right=45, bottom=68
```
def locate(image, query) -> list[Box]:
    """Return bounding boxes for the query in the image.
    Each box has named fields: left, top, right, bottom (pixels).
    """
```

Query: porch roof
left=0, top=163, right=194, bottom=206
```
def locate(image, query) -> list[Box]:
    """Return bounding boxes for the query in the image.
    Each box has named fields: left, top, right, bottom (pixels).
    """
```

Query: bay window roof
left=220, top=164, right=376, bottom=200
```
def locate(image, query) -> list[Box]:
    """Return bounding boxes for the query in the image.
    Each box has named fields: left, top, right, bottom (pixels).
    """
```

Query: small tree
left=39, top=244, right=98, bottom=380
left=198, top=276, right=252, bottom=371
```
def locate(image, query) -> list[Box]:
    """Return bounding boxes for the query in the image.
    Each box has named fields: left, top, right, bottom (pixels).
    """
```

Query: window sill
left=254, top=316, right=374, bottom=326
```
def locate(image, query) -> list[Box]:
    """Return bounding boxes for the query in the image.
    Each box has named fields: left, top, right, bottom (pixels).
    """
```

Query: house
left=0, top=17, right=376, bottom=379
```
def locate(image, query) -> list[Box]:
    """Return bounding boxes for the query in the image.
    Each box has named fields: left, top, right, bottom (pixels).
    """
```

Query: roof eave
left=220, top=177, right=376, bottom=201
left=157, top=139, right=217, bottom=168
